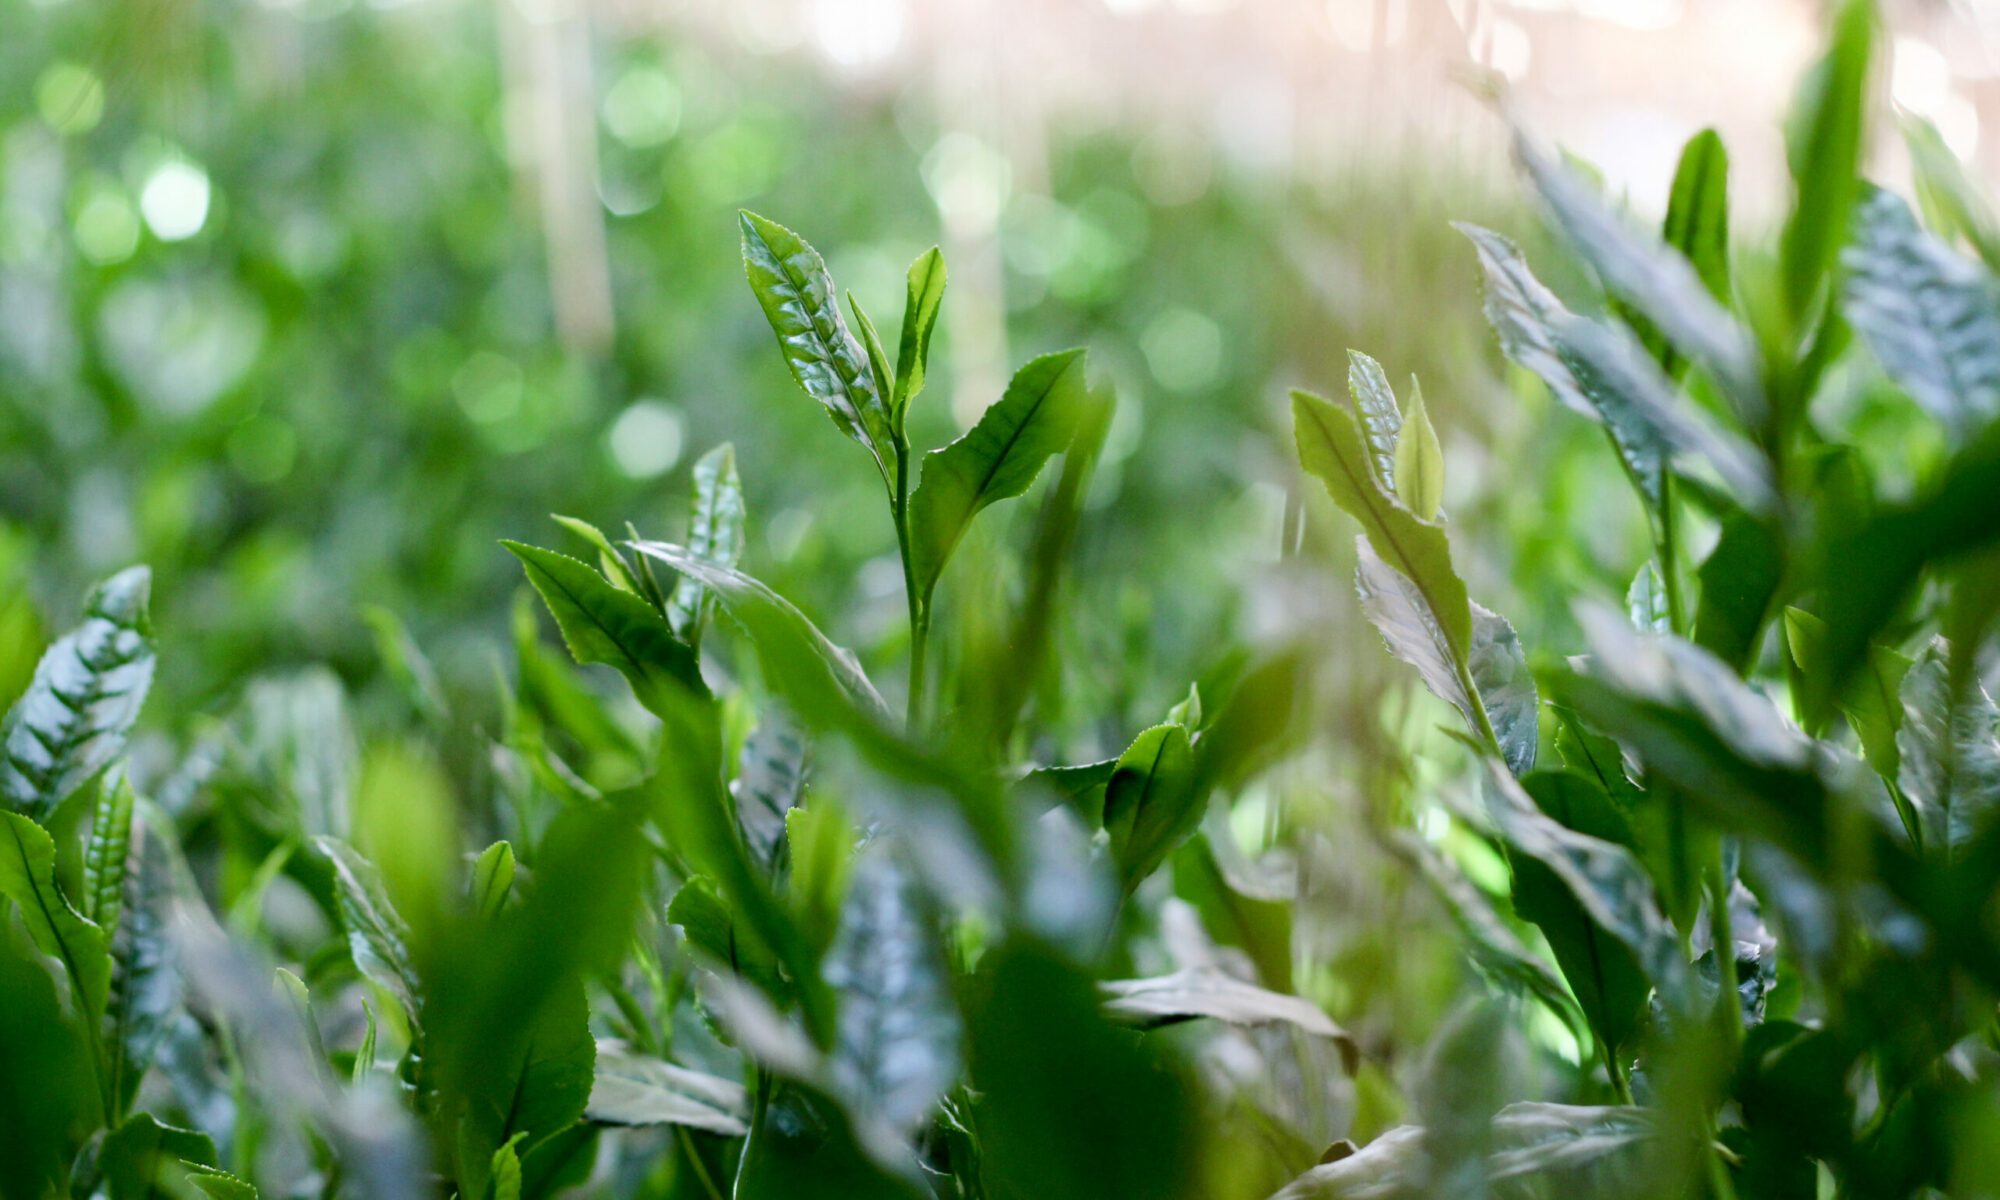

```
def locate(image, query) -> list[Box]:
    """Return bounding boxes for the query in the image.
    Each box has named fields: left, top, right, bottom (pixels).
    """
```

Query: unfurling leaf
left=1393, top=377, right=1443, bottom=521
left=1, top=566, right=154, bottom=823
left=471, top=840, right=514, bottom=919
left=666, top=443, right=747, bottom=645
left=893, top=247, right=947, bottom=422
left=83, top=772, right=135, bottom=935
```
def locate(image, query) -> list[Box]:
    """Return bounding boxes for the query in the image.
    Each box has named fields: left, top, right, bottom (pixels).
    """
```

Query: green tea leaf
left=1295, top=390, right=1470, bottom=662
left=360, top=604, right=449, bottom=724
left=187, top=1172, right=259, bottom=1200
left=550, top=515, right=642, bottom=596
left=1100, top=968, right=1357, bottom=1071
left=1693, top=509, right=1782, bottom=674
left=471, top=840, right=514, bottom=919
left=1346, top=349, right=1403, bottom=488
left=0, top=902, right=100, bottom=1195
left=0, top=566, right=154, bottom=822
left=1842, top=185, right=2000, bottom=443
left=739, top=210, right=893, bottom=481
left=100, top=1111, right=218, bottom=1200
left=667, top=875, right=784, bottom=1001
left=83, top=771, right=135, bottom=935
left=1512, top=131, right=1760, bottom=416
left=449, top=977, right=596, bottom=1197
left=1904, top=114, right=2000, bottom=271
left=1393, top=377, right=1443, bottom=521
left=732, top=709, right=808, bottom=879
left=823, top=848, right=959, bottom=1133
left=1102, top=722, right=1199, bottom=892
left=1627, top=561, right=1671, bottom=635
left=504, top=539, right=706, bottom=715
left=1509, top=771, right=1649, bottom=1057
left=1780, top=0, right=1873, bottom=325
left=1663, top=128, right=1731, bottom=304
left=314, top=837, right=421, bottom=1024
left=908, top=348, right=1090, bottom=603
left=0, top=811, right=109, bottom=1025
left=1895, top=641, right=2000, bottom=860
left=893, top=247, right=947, bottom=422
left=489, top=1135, right=524, bottom=1200
left=628, top=542, right=889, bottom=723
left=584, top=1040, right=748, bottom=1134
left=666, top=443, right=747, bottom=645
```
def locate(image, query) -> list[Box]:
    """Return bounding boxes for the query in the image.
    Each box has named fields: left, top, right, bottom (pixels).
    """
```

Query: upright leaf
left=449, top=978, right=596, bottom=1199
left=893, top=247, right=947, bottom=421
left=1842, top=185, right=2000, bottom=442
left=1780, top=0, right=1873, bottom=325
left=471, top=841, right=514, bottom=919
left=1693, top=509, right=1783, bottom=674
left=84, top=772, right=136, bottom=934
left=732, top=709, right=808, bottom=879
left=1101, top=723, right=1199, bottom=892
left=666, top=443, right=747, bottom=643
left=0, top=566, right=154, bottom=822
left=99, top=1112, right=218, bottom=1200
left=1895, top=642, right=2000, bottom=859
left=739, top=211, right=893, bottom=480
left=1346, top=349, right=1403, bottom=487
left=106, top=807, right=183, bottom=1115
left=315, top=837, right=421, bottom=1025
left=1394, top=378, right=1443, bottom=521
left=908, top=348, right=1090, bottom=603
left=1663, top=129, right=1731, bottom=303
left=1627, top=561, right=1672, bottom=635
left=1295, top=390, right=1469, bottom=662
left=822, top=849, right=959, bottom=1134
left=1904, top=115, right=2000, bottom=271
left=504, top=540, right=706, bottom=714
left=0, top=811, right=110, bottom=1026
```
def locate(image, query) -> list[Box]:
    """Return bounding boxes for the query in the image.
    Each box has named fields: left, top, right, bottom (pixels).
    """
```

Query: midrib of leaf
left=537, top=565, right=656, bottom=687
left=923, top=360, right=1073, bottom=601
left=1299, top=401, right=1501, bottom=750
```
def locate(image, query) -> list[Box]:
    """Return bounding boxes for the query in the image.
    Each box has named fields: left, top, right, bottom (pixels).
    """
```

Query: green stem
left=1658, top=472, right=1688, bottom=637
left=890, top=432, right=928, bottom=731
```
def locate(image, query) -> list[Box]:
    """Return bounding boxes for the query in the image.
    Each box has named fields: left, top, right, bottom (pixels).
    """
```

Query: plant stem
left=890, top=432, right=928, bottom=730
left=1658, top=472, right=1688, bottom=636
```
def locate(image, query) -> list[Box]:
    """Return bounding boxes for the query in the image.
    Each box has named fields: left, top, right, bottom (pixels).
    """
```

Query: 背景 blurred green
left=7, top=0, right=2000, bottom=1197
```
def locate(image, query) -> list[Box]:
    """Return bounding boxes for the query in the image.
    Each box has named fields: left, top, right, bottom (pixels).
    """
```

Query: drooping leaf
left=0, top=566, right=154, bottom=822
left=1693, top=508, right=1783, bottom=674
left=1354, top=541, right=1536, bottom=774
left=822, top=849, right=959, bottom=1134
left=99, top=1111, right=218, bottom=1200
left=1101, top=722, right=1199, bottom=892
left=739, top=210, right=893, bottom=480
left=1100, top=968, right=1358, bottom=1071
left=733, top=708, right=808, bottom=879
left=1512, top=130, right=1761, bottom=416
left=1627, top=561, right=1672, bottom=634
left=504, top=540, right=706, bottom=715
left=314, top=837, right=420, bottom=1025
left=628, top=543, right=891, bottom=724
left=83, top=771, right=135, bottom=934
left=1394, top=377, right=1443, bottom=521
left=666, top=443, right=747, bottom=644
left=1508, top=771, right=1650, bottom=1057
left=908, top=348, right=1091, bottom=603
left=1295, top=390, right=1469, bottom=663
left=0, top=811, right=109, bottom=1026
left=471, top=840, right=514, bottom=919
left=1896, top=641, right=2000, bottom=860
left=1842, top=185, right=2000, bottom=443
left=1346, top=349, right=1403, bottom=487
left=1780, top=0, right=1873, bottom=325
left=584, top=1040, right=748, bottom=1135
left=893, top=247, right=947, bottom=422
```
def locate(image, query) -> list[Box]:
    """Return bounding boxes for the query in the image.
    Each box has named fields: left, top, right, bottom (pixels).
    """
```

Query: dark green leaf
left=739, top=210, right=893, bottom=480
left=0, top=566, right=154, bottom=822
left=1842, top=185, right=2000, bottom=442
left=893, top=247, right=947, bottom=422
left=823, top=848, right=959, bottom=1133
left=1509, top=771, right=1650, bottom=1056
left=666, top=443, right=747, bottom=645
left=1102, top=722, right=1199, bottom=892
left=0, top=810, right=109, bottom=1027
left=1693, top=509, right=1782, bottom=673
left=100, top=1111, right=218, bottom=1200
left=908, top=348, right=1091, bottom=603
left=504, top=540, right=706, bottom=715
left=106, top=807, right=182, bottom=1114
left=733, top=708, right=808, bottom=879
left=667, top=875, right=784, bottom=1002
left=0, top=904, right=99, bottom=1195
left=1896, top=641, right=2000, bottom=859
left=449, top=978, right=596, bottom=1198
left=1663, top=128, right=1731, bottom=304
left=584, top=1040, right=748, bottom=1135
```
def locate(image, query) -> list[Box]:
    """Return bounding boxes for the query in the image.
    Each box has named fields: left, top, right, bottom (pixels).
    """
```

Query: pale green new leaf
left=1626, top=561, right=1671, bottom=635
left=1, top=566, right=154, bottom=822
left=739, top=210, right=893, bottom=479
left=1393, top=378, right=1443, bottom=521
left=667, top=443, right=747, bottom=645
left=1842, top=185, right=2000, bottom=443
left=1346, top=350, right=1403, bottom=488
left=503, top=540, right=706, bottom=714
left=472, top=840, right=514, bottom=919
left=909, top=348, right=1091, bottom=603
left=893, top=247, right=947, bottom=421
left=83, top=772, right=135, bottom=935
